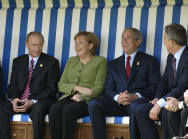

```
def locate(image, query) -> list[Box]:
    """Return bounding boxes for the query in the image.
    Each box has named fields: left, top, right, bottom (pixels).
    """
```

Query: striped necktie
left=21, top=59, right=34, bottom=100
left=172, top=57, right=176, bottom=87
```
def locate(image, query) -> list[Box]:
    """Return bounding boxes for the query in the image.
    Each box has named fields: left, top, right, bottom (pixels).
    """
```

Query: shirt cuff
left=9, top=98, right=13, bottom=103
left=136, top=93, right=143, bottom=98
left=186, top=118, right=188, bottom=127
left=114, top=94, right=119, bottom=102
left=32, top=99, right=38, bottom=104
left=179, top=101, right=184, bottom=109
left=157, top=98, right=166, bottom=108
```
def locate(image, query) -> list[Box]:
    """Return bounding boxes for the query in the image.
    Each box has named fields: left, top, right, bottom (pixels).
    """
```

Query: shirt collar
left=125, top=51, right=137, bottom=60
left=29, top=55, right=39, bottom=64
left=174, top=45, right=186, bottom=61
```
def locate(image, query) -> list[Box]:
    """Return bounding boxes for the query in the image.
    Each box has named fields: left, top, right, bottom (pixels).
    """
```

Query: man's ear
left=25, top=41, right=28, bottom=48
left=136, top=39, right=142, bottom=47
left=169, top=39, right=175, bottom=46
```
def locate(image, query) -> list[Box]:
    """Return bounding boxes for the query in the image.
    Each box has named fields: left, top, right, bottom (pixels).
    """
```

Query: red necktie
left=21, top=59, right=34, bottom=100
left=126, top=56, right=131, bottom=83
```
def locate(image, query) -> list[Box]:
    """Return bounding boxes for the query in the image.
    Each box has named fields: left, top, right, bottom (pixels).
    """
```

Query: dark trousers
left=0, top=99, right=14, bottom=139
left=88, top=98, right=150, bottom=139
left=168, top=108, right=188, bottom=138
left=49, top=96, right=89, bottom=139
left=28, top=98, right=56, bottom=139
left=135, top=103, right=169, bottom=139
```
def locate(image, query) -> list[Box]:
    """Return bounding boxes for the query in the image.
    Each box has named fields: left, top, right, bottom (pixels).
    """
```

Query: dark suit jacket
left=0, top=63, right=6, bottom=100
left=7, top=52, right=60, bottom=100
left=0, top=62, right=13, bottom=118
left=155, top=46, right=188, bottom=100
left=105, top=51, right=161, bottom=99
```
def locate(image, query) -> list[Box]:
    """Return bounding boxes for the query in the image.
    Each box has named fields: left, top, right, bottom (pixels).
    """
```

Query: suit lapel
left=117, top=55, right=127, bottom=87
left=23, top=55, right=29, bottom=84
left=175, top=47, right=188, bottom=85
left=128, top=52, right=142, bottom=85
left=168, top=55, right=174, bottom=87
left=31, top=53, right=44, bottom=81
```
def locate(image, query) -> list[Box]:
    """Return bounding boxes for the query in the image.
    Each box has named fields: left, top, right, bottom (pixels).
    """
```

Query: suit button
left=77, top=77, right=80, bottom=80
left=79, top=70, right=81, bottom=73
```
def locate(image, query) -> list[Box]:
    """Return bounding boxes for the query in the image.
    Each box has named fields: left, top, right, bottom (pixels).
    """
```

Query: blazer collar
left=117, top=55, right=127, bottom=87
left=174, top=46, right=188, bottom=85
left=23, top=55, right=29, bottom=83
left=31, top=53, right=45, bottom=80
left=117, top=52, right=142, bottom=86
left=128, top=52, right=142, bottom=85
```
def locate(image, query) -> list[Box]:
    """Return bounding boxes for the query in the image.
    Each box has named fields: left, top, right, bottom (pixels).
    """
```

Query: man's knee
left=167, top=111, right=176, bottom=120
left=33, top=104, right=46, bottom=111
left=88, top=99, right=101, bottom=111
left=30, top=103, right=49, bottom=118
left=49, top=103, right=61, bottom=116
left=135, top=104, right=150, bottom=118
left=129, top=101, right=139, bottom=111
left=135, top=106, right=143, bottom=116
left=180, top=108, right=188, bottom=120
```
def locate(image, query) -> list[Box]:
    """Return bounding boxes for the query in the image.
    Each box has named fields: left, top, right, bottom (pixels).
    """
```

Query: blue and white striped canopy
left=0, top=0, right=188, bottom=95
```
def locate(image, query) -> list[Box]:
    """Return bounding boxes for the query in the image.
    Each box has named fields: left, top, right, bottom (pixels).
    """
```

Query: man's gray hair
left=123, top=28, right=143, bottom=42
left=165, top=23, right=187, bottom=46
left=122, top=28, right=143, bottom=47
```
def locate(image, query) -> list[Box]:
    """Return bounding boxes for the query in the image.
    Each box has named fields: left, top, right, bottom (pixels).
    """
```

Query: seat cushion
left=10, top=114, right=161, bottom=125
left=10, top=114, right=129, bottom=124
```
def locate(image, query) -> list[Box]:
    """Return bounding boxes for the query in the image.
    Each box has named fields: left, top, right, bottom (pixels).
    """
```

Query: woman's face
left=75, top=35, right=93, bottom=57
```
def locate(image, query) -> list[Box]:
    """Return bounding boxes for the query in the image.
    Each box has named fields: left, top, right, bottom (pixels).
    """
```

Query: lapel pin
left=40, top=64, right=43, bottom=67
left=137, top=62, right=140, bottom=65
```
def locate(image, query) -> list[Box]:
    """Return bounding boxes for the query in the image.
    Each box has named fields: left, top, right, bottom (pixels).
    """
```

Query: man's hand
left=73, top=85, right=93, bottom=96
left=117, top=90, right=130, bottom=105
left=128, top=93, right=139, bottom=103
left=164, top=97, right=180, bottom=112
left=149, top=98, right=159, bottom=105
left=13, top=99, right=34, bottom=113
left=12, top=98, right=22, bottom=113
left=71, top=94, right=84, bottom=102
left=184, top=90, right=188, bottom=106
left=117, top=90, right=138, bottom=105
left=149, top=104, right=161, bottom=120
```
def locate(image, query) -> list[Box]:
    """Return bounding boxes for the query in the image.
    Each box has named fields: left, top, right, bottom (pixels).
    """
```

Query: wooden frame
left=10, top=121, right=162, bottom=139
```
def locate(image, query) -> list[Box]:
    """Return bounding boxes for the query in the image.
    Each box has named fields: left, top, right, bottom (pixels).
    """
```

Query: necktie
left=21, top=59, right=34, bottom=100
left=126, top=56, right=131, bottom=83
left=172, top=57, right=176, bottom=87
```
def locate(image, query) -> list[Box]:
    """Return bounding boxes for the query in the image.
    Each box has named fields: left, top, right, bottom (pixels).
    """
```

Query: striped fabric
left=21, top=59, right=34, bottom=100
left=1, top=0, right=187, bottom=125
left=0, top=0, right=188, bottom=96
left=10, top=114, right=130, bottom=124
left=10, top=114, right=162, bottom=125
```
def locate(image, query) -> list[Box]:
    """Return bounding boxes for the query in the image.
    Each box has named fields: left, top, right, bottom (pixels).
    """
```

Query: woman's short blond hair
left=74, top=31, right=99, bottom=54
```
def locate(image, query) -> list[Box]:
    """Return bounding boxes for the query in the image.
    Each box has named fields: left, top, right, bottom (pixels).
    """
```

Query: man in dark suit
left=7, top=31, right=60, bottom=139
left=0, top=62, right=14, bottom=139
left=164, top=90, right=188, bottom=139
left=88, top=28, right=161, bottom=139
left=135, top=23, right=188, bottom=139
